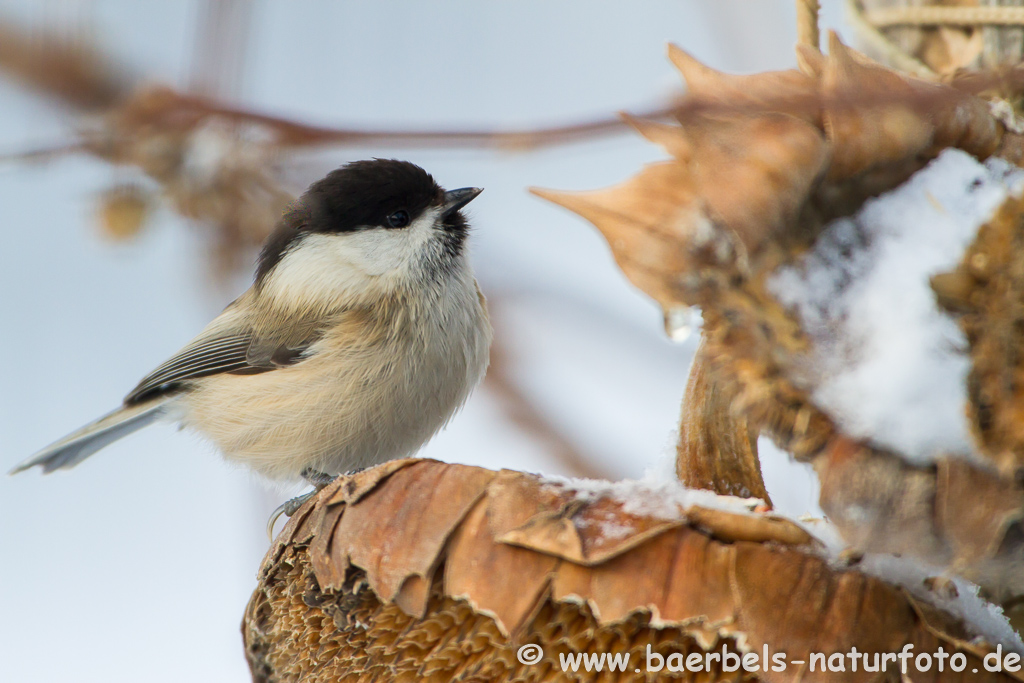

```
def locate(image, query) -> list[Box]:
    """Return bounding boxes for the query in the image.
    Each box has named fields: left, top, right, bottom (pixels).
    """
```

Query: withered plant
left=246, top=28, right=1024, bottom=682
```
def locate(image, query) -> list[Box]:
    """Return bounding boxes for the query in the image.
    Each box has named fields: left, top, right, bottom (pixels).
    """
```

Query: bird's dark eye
left=386, top=210, right=410, bottom=228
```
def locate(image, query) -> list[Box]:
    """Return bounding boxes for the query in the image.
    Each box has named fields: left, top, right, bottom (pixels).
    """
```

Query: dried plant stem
left=864, top=6, right=1024, bottom=28
left=106, top=88, right=682, bottom=152
left=796, top=0, right=821, bottom=51
left=853, top=0, right=1024, bottom=77
left=676, top=340, right=772, bottom=503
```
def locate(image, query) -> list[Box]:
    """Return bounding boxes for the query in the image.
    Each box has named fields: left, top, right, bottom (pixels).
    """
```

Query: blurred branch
left=79, top=85, right=683, bottom=153
left=185, top=98, right=682, bottom=152
left=0, top=141, right=87, bottom=164
left=0, top=22, right=130, bottom=110
left=11, top=14, right=1024, bottom=168
left=0, top=16, right=681, bottom=153
left=0, top=17, right=680, bottom=276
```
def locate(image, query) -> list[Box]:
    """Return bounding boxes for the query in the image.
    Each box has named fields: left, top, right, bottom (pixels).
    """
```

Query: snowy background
left=0, top=2, right=841, bottom=681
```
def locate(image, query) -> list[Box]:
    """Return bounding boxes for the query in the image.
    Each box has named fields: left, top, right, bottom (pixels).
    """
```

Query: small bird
left=10, top=159, right=492, bottom=490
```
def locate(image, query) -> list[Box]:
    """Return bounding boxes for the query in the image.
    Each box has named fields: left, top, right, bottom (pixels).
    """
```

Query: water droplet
left=663, top=305, right=702, bottom=342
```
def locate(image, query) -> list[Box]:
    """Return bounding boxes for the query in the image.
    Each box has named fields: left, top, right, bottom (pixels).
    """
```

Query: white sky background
left=0, top=2, right=842, bottom=681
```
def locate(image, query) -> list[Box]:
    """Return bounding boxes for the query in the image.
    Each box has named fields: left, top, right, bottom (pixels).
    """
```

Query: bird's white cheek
left=264, top=213, right=437, bottom=307
left=264, top=234, right=375, bottom=307
left=326, top=209, right=437, bottom=277
left=354, top=231, right=419, bottom=275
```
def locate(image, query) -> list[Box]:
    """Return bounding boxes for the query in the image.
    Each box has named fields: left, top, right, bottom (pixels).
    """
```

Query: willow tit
left=10, top=159, right=492, bottom=482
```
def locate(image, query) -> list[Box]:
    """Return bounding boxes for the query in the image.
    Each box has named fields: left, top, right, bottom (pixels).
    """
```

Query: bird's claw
left=266, top=470, right=340, bottom=541
left=266, top=491, right=314, bottom=541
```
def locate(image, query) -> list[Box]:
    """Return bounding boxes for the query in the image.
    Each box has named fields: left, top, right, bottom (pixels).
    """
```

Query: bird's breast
left=181, top=274, right=491, bottom=480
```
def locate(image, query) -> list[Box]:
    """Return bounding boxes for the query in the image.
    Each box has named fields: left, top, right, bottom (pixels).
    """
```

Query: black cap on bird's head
left=256, top=159, right=482, bottom=286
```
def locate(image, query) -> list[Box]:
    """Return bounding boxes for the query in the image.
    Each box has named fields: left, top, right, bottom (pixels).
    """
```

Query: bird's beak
left=441, top=187, right=483, bottom=217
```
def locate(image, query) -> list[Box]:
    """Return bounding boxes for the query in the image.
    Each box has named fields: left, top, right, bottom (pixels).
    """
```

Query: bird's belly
left=181, top=329, right=487, bottom=480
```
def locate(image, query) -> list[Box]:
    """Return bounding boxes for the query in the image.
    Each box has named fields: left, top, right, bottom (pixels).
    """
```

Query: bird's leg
left=301, top=467, right=337, bottom=489
left=266, top=468, right=340, bottom=540
left=284, top=469, right=337, bottom=513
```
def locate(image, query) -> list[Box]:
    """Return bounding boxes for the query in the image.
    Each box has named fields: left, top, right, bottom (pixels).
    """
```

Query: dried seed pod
left=939, top=194, right=1024, bottom=478
left=96, top=183, right=151, bottom=240
left=244, top=460, right=1021, bottom=683
left=533, top=39, right=1024, bottom=616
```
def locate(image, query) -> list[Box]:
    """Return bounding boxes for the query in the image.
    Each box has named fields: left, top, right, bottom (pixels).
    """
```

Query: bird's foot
left=266, top=469, right=340, bottom=541
left=301, top=467, right=338, bottom=489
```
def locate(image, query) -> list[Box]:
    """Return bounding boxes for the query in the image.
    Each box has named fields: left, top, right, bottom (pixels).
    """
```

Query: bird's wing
left=124, top=308, right=323, bottom=405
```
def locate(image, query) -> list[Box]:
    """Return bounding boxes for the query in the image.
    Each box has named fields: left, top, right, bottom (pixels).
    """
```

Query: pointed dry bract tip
left=667, top=43, right=724, bottom=94
left=528, top=186, right=563, bottom=204
left=531, top=181, right=654, bottom=229
left=795, top=44, right=825, bottom=79
left=621, top=112, right=691, bottom=161
left=529, top=186, right=628, bottom=233
left=827, top=30, right=855, bottom=68
left=531, top=166, right=701, bottom=311
left=822, top=30, right=869, bottom=99
left=823, top=30, right=896, bottom=75
left=529, top=186, right=593, bottom=219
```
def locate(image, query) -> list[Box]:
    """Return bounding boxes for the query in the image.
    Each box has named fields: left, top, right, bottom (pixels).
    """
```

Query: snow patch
left=796, top=519, right=1023, bottom=653
left=770, top=149, right=1024, bottom=463
left=857, top=554, right=1024, bottom=654
left=539, top=474, right=761, bottom=521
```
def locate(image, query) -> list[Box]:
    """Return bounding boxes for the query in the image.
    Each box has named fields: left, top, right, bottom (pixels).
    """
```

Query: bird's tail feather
left=8, top=397, right=173, bottom=475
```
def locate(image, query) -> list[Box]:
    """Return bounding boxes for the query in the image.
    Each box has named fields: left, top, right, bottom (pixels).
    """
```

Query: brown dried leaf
left=445, top=495, right=559, bottom=637
left=323, top=460, right=494, bottom=612
left=668, top=43, right=822, bottom=125
left=531, top=164, right=700, bottom=310
left=485, top=468, right=579, bottom=538
left=729, top=543, right=926, bottom=668
left=816, top=437, right=1024, bottom=603
left=247, top=461, right=1023, bottom=683
left=820, top=32, right=999, bottom=178
left=936, top=458, right=1024, bottom=563
left=625, top=110, right=830, bottom=253
left=498, top=495, right=684, bottom=567
left=532, top=112, right=828, bottom=312
left=667, top=113, right=830, bottom=253
left=821, top=32, right=934, bottom=179
left=307, top=501, right=348, bottom=590
left=324, top=457, right=423, bottom=505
